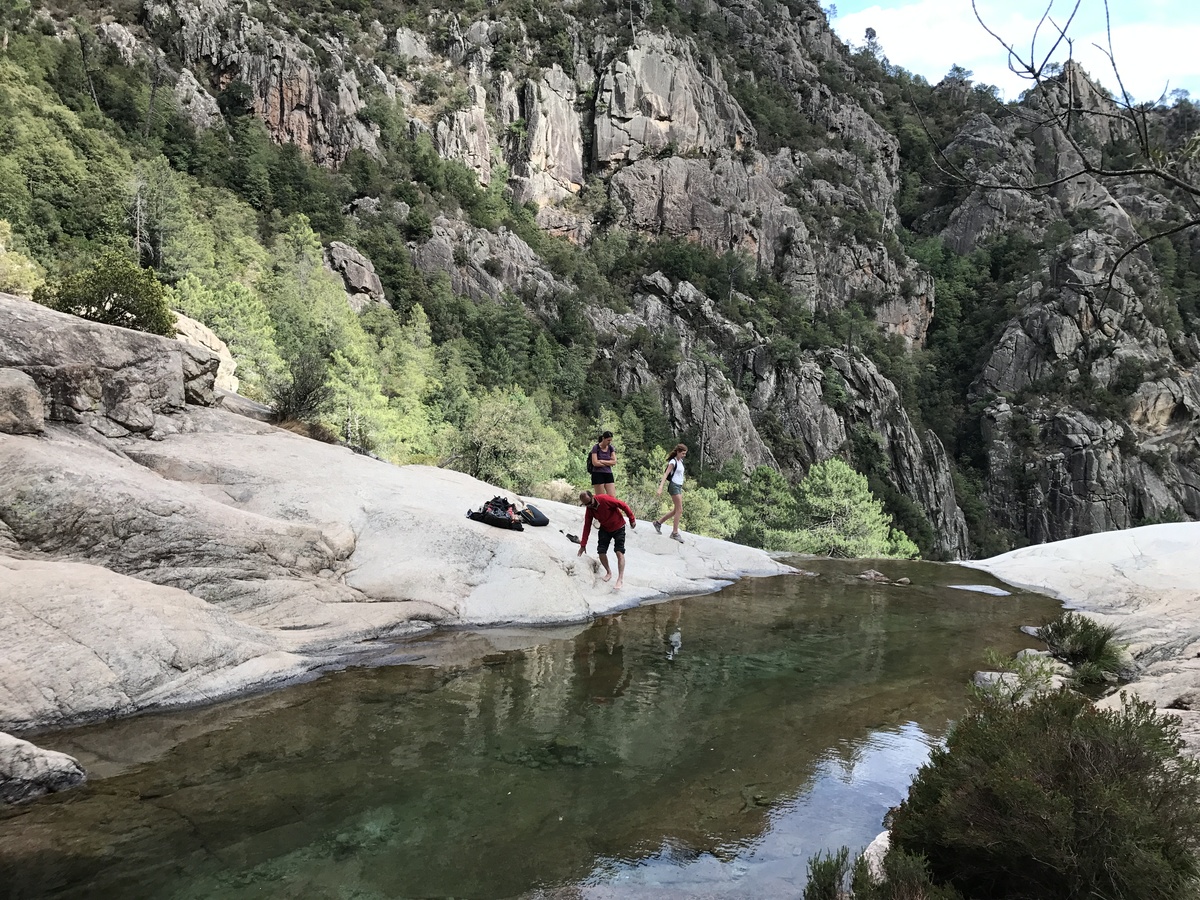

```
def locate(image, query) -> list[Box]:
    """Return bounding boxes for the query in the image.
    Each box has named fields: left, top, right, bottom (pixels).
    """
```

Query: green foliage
left=1036, top=612, right=1126, bottom=683
left=786, top=458, right=919, bottom=558
left=33, top=250, right=174, bottom=334
left=888, top=691, right=1200, bottom=900
left=804, top=846, right=852, bottom=900
left=681, top=485, right=743, bottom=540
left=454, top=386, right=568, bottom=491
left=0, top=219, right=43, bottom=294
left=968, top=648, right=1060, bottom=707
left=269, top=347, right=334, bottom=423
left=731, top=465, right=799, bottom=546
left=169, top=274, right=284, bottom=400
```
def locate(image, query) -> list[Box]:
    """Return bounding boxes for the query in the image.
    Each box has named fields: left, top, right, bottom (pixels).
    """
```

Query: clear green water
left=0, top=560, right=1060, bottom=899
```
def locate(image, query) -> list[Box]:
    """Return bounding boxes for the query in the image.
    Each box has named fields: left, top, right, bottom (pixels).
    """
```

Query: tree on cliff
left=33, top=251, right=174, bottom=336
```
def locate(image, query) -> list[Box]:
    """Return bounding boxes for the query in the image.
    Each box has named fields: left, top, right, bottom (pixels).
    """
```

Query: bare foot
left=602, top=571, right=612, bottom=582
left=614, top=580, right=623, bottom=590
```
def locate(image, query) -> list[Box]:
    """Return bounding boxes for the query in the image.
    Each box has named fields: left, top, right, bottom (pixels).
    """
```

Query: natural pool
left=0, top=559, right=1061, bottom=899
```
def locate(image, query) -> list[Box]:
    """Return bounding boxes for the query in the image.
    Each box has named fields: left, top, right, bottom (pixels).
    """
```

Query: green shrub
left=803, top=845, right=963, bottom=899
left=268, top=348, right=333, bottom=423
left=1036, top=611, right=1126, bottom=682
left=888, top=691, right=1200, bottom=899
left=804, top=846, right=851, bottom=899
left=33, top=252, right=175, bottom=336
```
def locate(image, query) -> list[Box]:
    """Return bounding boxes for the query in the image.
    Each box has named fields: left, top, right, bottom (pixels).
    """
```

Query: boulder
left=0, top=368, right=43, bottom=435
left=0, top=732, right=86, bottom=805
left=0, top=400, right=791, bottom=730
left=174, top=312, right=238, bottom=393
left=0, top=293, right=219, bottom=436
left=324, top=242, right=386, bottom=311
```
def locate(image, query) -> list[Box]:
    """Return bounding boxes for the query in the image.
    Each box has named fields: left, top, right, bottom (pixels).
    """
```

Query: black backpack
left=467, top=495, right=524, bottom=531
left=585, top=445, right=596, bottom=475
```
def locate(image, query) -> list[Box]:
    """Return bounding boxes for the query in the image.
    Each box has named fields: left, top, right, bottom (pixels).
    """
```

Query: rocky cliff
left=62, top=0, right=1200, bottom=553
left=936, top=66, right=1200, bottom=543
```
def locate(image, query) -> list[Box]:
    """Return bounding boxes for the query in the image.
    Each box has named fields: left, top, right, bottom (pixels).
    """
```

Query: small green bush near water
left=888, top=690, right=1200, bottom=899
left=806, top=691, right=1200, bottom=899
left=802, top=845, right=962, bottom=899
left=1036, top=611, right=1125, bottom=683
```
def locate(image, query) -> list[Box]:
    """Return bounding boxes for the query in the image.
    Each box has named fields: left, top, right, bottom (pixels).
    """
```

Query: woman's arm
left=657, top=460, right=674, bottom=492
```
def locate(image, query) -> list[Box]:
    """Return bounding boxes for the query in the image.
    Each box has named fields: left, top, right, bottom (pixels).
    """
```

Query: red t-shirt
left=580, top=495, right=636, bottom=548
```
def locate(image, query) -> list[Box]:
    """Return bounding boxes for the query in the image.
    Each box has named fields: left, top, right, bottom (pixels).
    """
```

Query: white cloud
left=833, top=1, right=1200, bottom=102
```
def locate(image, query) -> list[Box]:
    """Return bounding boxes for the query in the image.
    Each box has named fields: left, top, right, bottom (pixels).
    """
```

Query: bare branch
left=1103, top=216, right=1200, bottom=295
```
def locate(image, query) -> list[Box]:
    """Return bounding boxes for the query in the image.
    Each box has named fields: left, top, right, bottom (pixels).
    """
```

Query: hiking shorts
left=667, top=482, right=683, bottom=496
left=591, top=472, right=615, bottom=486
left=598, top=526, right=626, bottom=555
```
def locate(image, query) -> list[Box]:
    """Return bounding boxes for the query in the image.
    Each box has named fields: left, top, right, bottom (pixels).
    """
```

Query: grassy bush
left=1036, top=611, right=1126, bottom=683
left=802, top=845, right=962, bottom=899
left=804, top=846, right=851, bottom=900
left=33, top=252, right=175, bottom=336
left=887, top=690, right=1200, bottom=899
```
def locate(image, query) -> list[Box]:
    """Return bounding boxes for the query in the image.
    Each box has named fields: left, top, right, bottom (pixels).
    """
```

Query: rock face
left=0, top=368, right=43, bottom=435
left=0, top=732, right=86, bottom=805
left=410, top=217, right=568, bottom=303
left=0, top=294, right=219, bottom=437
left=72, top=0, right=1200, bottom=553
left=510, top=67, right=585, bottom=206
left=141, top=0, right=378, bottom=166
left=593, top=33, right=753, bottom=166
left=963, top=227, right=1200, bottom=543
left=324, top=242, right=386, bottom=311
left=927, top=64, right=1200, bottom=546
left=584, top=273, right=969, bottom=558
left=172, top=67, right=222, bottom=131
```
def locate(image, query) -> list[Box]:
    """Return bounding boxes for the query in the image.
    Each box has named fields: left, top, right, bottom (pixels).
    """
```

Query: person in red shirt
left=577, top=490, right=637, bottom=589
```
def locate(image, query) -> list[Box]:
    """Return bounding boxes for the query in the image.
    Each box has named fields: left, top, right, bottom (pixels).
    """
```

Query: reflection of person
left=656, top=599, right=684, bottom=660
left=573, top=615, right=631, bottom=703
left=589, top=431, right=617, bottom=497
left=578, top=490, right=637, bottom=589
left=653, top=444, right=688, bottom=543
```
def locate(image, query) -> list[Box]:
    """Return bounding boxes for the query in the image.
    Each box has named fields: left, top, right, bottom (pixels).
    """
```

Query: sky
left=828, top=0, right=1200, bottom=104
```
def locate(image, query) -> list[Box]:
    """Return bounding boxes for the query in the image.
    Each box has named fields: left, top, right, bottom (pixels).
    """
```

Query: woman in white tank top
left=653, top=444, right=688, bottom=543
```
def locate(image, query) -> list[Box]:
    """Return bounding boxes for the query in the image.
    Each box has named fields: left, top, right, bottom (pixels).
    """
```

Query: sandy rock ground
left=963, top=523, right=1200, bottom=747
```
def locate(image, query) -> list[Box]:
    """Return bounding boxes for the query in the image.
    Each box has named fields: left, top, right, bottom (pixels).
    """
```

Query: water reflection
left=578, top=725, right=936, bottom=898
left=0, top=561, right=1059, bottom=899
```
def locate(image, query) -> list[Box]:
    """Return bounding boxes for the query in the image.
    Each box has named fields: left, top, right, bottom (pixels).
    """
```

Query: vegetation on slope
left=0, top=8, right=925, bottom=556
left=6, top=0, right=1198, bottom=557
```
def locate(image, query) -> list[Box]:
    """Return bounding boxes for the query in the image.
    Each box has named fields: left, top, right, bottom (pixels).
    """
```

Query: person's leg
left=597, top=552, right=612, bottom=582
left=670, top=493, right=683, bottom=535
left=597, top=529, right=613, bottom=581
left=614, top=551, right=625, bottom=589
left=601, top=482, right=616, bottom=496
